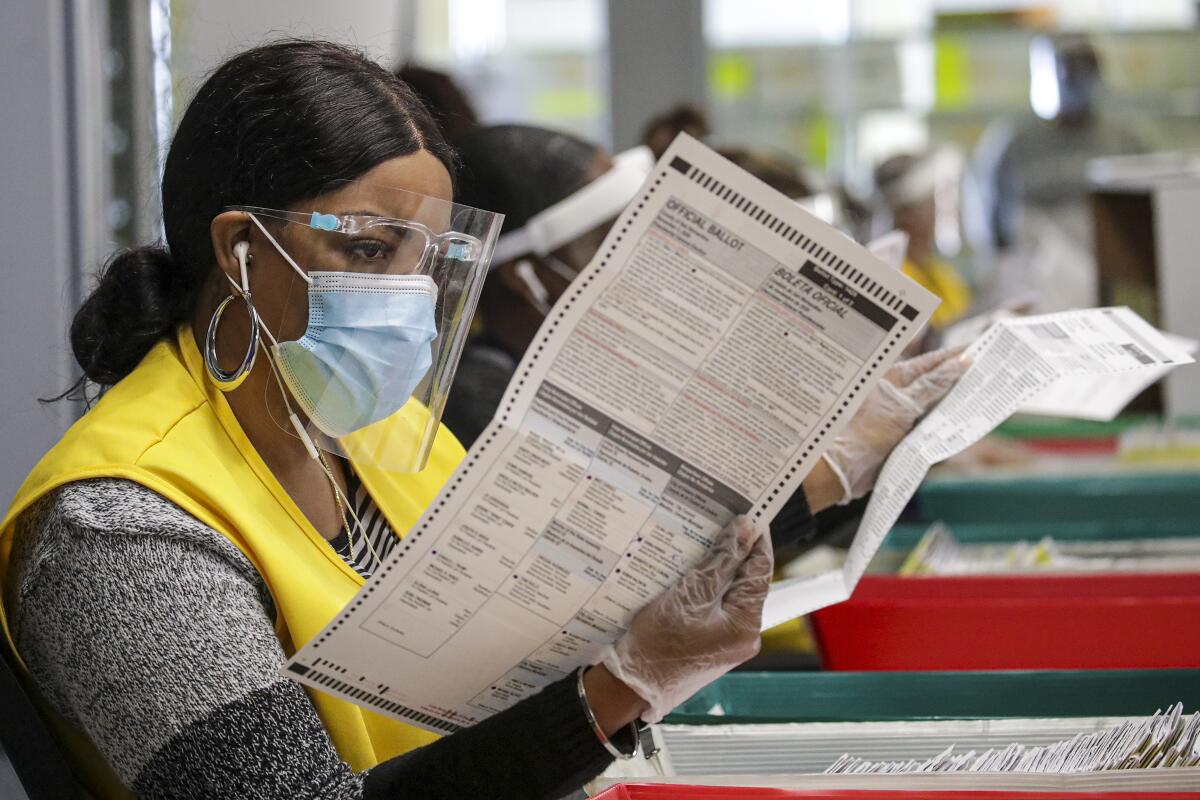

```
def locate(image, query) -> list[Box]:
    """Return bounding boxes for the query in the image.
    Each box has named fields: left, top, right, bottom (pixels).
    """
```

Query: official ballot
left=1019, top=331, right=1199, bottom=421
left=283, top=135, right=938, bottom=731
left=282, top=136, right=1193, bottom=733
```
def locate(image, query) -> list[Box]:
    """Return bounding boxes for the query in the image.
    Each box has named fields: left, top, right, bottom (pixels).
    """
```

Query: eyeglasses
left=227, top=206, right=484, bottom=275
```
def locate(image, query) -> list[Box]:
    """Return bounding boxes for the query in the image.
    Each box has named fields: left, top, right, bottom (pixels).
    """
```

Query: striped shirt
left=329, top=467, right=399, bottom=579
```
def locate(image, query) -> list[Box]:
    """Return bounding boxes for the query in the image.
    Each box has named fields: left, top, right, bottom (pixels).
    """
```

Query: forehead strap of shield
left=491, top=145, right=654, bottom=266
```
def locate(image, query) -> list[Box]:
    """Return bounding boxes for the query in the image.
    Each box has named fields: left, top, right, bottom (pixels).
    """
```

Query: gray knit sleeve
left=5, top=479, right=364, bottom=799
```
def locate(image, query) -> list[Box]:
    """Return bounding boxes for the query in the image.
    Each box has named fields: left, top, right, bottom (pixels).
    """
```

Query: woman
left=0, top=41, right=776, bottom=799
left=875, top=152, right=973, bottom=332
left=1, top=42, right=961, bottom=799
left=443, top=124, right=629, bottom=448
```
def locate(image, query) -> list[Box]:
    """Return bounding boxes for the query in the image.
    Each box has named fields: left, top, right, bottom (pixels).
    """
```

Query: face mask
left=514, top=259, right=552, bottom=316
left=542, top=253, right=582, bottom=284
left=513, top=255, right=582, bottom=318
left=273, top=272, right=439, bottom=439
left=250, top=214, right=440, bottom=439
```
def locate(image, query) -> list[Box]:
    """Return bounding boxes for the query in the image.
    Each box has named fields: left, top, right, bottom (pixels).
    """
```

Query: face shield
left=228, top=180, right=502, bottom=473
left=874, top=148, right=963, bottom=257
left=491, top=145, right=654, bottom=268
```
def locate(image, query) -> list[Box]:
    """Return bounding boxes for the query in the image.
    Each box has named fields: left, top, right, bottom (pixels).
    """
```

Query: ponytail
left=65, top=246, right=180, bottom=394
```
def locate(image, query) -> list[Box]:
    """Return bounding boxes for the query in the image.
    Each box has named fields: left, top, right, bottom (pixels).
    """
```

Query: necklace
left=315, top=444, right=383, bottom=571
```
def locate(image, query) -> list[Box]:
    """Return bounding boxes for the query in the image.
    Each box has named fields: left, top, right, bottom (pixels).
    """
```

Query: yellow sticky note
left=934, top=35, right=972, bottom=109
left=531, top=88, right=602, bottom=121
left=710, top=53, right=754, bottom=100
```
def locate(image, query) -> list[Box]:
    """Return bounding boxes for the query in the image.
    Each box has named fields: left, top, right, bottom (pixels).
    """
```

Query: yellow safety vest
left=902, top=257, right=972, bottom=330
left=0, top=327, right=463, bottom=796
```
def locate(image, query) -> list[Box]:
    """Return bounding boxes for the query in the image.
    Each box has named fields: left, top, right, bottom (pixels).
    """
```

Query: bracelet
left=576, top=667, right=640, bottom=761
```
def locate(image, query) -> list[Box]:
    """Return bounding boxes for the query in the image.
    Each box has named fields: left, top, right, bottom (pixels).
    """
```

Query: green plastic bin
left=994, top=414, right=1161, bottom=440
left=915, top=471, right=1200, bottom=525
left=666, top=670, right=1200, bottom=725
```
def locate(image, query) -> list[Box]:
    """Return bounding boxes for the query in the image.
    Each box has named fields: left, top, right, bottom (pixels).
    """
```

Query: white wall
left=169, top=0, right=408, bottom=105
left=0, top=1, right=98, bottom=508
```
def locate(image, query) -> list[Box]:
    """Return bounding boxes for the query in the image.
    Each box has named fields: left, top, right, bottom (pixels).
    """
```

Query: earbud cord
left=227, top=272, right=382, bottom=570
left=261, top=330, right=384, bottom=570
left=234, top=223, right=379, bottom=569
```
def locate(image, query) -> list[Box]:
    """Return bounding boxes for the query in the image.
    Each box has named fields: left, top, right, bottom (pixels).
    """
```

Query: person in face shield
left=2, top=42, right=792, bottom=800
left=967, top=34, right=1147, bottom=257
left=875, top=152, right=972, bottom=332
left=443, top=125, right=634, bottom=449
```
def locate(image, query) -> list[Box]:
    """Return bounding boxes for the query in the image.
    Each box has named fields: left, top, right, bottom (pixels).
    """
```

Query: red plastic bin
left=594, top=785, right=1200, bottom=799
left=810, top=573, right=1200, bottom=671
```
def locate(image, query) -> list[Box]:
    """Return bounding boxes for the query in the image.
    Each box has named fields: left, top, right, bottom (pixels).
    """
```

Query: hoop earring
left=204, top=293, right=261, bottom=391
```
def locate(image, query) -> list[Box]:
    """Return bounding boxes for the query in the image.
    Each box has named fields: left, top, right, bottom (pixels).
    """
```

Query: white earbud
left=233, top=241, right=251, bottom=294
left=289, top=412, right=322, bottom=461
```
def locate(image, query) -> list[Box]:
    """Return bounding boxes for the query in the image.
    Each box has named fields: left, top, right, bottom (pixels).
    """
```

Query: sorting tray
left=592, top=781, right=1200, bottom=797
left=914, top=471, right=1200, bottom=526
left=594, top=785, right=1200, bottom=799
left=810, top=573, right=1200, bottom=670
left=668, top=669, right=1200, bottom=725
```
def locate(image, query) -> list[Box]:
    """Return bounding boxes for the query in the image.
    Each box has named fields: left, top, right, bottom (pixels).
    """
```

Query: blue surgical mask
left=271, top=271, right=439, bottom=439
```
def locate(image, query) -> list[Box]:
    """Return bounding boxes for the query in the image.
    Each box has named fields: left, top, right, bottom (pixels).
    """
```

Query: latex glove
left=823, top=346, right=968, bottom=504
left=600, top=516, right=773, bottom=724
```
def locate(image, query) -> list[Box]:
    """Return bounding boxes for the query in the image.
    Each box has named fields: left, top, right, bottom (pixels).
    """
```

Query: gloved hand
left=823, top=346, right=968, bottom=504
left=600, top=516, right=773, bottom=724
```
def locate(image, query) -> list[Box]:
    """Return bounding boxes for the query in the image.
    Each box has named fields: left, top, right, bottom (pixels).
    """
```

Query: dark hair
left=641, top=103, right=710, bottom=157
left=452, top=124, right=600, bottom=237
left=396, top=63, right=480, bottom=140
left=875, top=153, right=916, bottom=186
left=62, top=39, right=454, bottom=398
left=874, top=153, right=928, bottom=205
left=718, top=146, right=813, bottom=199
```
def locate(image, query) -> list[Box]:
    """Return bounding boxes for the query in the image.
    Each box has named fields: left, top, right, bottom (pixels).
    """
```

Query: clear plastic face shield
left=492, top=145, right=654, bottom=273
left=486, top=146, right=652, bottom=317
left=228, top=180, right=502, bottom=473
left=875, top=148, right=964, bottom=256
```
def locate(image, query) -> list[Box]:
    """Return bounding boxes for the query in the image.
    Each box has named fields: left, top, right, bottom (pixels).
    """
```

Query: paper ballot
left=282, top=135, right=940, bottom=732
left=762, top=307, right=1194, bottom=628
left=825, top=703, right=1200, bottom=776
left=1020, top=332, right=1199, bottom=421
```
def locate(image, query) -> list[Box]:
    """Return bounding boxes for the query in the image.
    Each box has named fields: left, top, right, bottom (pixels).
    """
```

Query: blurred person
left=718, top=145, right=848, bottom=229
left=968, top=34, right=1146, bottom=256
left=837, top=185, right=876, bottom=245
left=717, top=146, right=814, bottom=198
left=445, top=124, right=644, bottom=447
left=876, top=152, right=972, bottom=331
left=396, top=62, right=479, bottom=140
left=641, top=103, right=710, bottom=159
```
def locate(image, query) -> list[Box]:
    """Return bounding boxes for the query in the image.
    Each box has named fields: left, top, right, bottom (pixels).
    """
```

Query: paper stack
left=827, top=703, right=1200, bottom=774
left=596, top=707, right=1200, bottom=792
